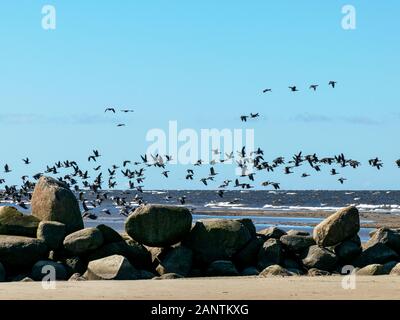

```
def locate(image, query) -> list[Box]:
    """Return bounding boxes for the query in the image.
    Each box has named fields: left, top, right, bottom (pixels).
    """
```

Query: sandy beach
left=0, top=276, right=399, bottom=300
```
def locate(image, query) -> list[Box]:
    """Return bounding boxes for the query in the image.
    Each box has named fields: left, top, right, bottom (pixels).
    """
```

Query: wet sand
left=0, top=276, right=399, bottom=300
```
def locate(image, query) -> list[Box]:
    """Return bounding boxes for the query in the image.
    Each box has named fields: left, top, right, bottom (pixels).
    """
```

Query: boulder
left=282, top=258, right=302, bottom=270
left=236, top=218, right=257, bottom=238
left=63, top=227, right=104, bottom=255
left=88, top=240, right=151, bottom=270
left=233, top=236, right=264, bottom=269
left=206, top=260, right=240, bottom=277
left=0, top=235, right=48, bottom=270
left=96, top=224, right=124, bottom=244
left=62, top=256, right=87, bottom=276
left=286, top=230, right=310, bottom=236
left=389, top=263, right=400, bottom=275
left=183, top=219, right=251, bottom=266
left=258, top=226, right=286, bottom=239
left=259, top=265, right=293, bottom=277
left=31, top=260, right=68, bottom=281
left=84, top=255, right=140, bottom=280
left=125, top=205, right=192, bottom=247
left=0, top=262, right=5, bottom=282
left=280, top=234, right=315, bottom=253
left=307, top=268, right=331, bottom=276
left=137, top=270, right=156, bottom=279
left=352, top=243, right=399, bottom=267
left=302, top=245, right=338, bottom=271
left=241, top=267, right=259, bottom=276
left=31, top=176, right=83, bottom=234
left=156, top=245, right=193, bottom=277
left=0, top=206, right=40, bottom=237
left=365, top=228, right=400, bottom=254
left=313, top=206, right=360, bottom=247
left=356, top=264, right=385, bottom=276
left=37, top=221, right=66, bottom=250
left=257, top=238, right=283, bottom=270
left=153, top=273, right=184, bottom=280
left=68, top=273, right=86, bottom=281
left=334, top=235, right=362, bottom=263
left=381, top=261, right=398, bottom=275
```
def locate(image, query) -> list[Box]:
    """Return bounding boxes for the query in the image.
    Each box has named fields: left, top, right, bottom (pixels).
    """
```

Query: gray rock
left=233, top=236, right=263, bottom=269
left=307, top=268, right=331, bottom=276
left=37, top=221, right=66, bottom=250
left=63, top=227, right=104, bottom=255
left=125, top=205, right=192, bottom=247
left=20, top=277, right=34, bottom=282
left=241, top=267, right=260, bottom=276
left=334, top=235, right=362, bottom=263
left=87, top=240, right=151, bottom=270
left=356, top=264, right=385, bottom=276
left=313, top=206, right=360, bottom=247
left=259, top=265, right=293, bottom=277
left=302, top=245, right=338, bottom=271
left=258, top=227, right=286, bottom=239
left=257, top=238, right=283, bottom=270
left=96, top=224, right=124, bottom=244
left=381, top=261, right=398, bottom=275
left=286, top=230, right=310, bottom=236
left=153, top=273, right=184, bottom=280
left=31, top=260, right=68, bottom=281
left=31, top=176, right=83, bottom=234
left=62, top=256, right=87, bottom=276
left=206, top=260, right=240, bottom=277
left=280, top=234, right=315, bottom=253
left=389, top=263, right=400, bottom=275
left=282, top=258, right=302, bottom=270
left=183, top=219, right=251, bottom=266
left=0, top=206, right=40, bottom=237
left=156, top=245, right=193, bottom=277
left=352, top=243, right=399, bottom=267
left=0, top=235, right=48, bottom=269
left=0, top=262, right=5, bottom=282
left=365, top=228, right=400, bottom=254
left=236, top=218, right=257, bottom=238
left=68, top=273, right=86, bottom=281
left=137, top=270, right=156, bottom=279
left=84, top=254, right=140, bottom=280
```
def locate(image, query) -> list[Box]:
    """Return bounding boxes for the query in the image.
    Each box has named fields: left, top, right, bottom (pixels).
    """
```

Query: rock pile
left=0, top=177, right=399, bottom=282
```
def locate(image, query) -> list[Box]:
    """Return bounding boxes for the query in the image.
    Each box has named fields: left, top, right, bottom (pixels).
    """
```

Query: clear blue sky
left=0, top=1, right=399, bottom=190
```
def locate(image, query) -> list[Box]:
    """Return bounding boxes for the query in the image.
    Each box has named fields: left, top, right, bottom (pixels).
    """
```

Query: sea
left=2, top=190, right=400, bottom=242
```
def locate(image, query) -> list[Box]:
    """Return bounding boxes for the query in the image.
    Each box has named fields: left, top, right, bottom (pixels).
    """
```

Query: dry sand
left=0, top=276, right=399, bottom=300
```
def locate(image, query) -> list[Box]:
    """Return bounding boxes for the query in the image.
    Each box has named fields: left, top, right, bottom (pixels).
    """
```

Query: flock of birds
left=1, top=79, right=399, bottom=220
left=1, top=148, right=400, bottom=220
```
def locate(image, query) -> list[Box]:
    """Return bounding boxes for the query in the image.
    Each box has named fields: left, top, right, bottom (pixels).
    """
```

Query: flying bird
left=328, top=81, right=337, bottom=88
left=289, top=86, right=299, bottom=92
left=105, top=108, right=116, bottom=113
left=309, top=85, right=319, bottom=91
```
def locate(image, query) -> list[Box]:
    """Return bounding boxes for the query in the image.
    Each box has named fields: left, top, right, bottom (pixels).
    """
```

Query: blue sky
left=0, top=1, right=399, bottom=190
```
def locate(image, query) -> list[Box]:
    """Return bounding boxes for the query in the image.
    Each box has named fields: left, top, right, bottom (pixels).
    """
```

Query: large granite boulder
left=125, top=205, right=192, bottom=247
left=302, top=245, right=338, bottom=271
left=183, top=219, right=251, bottom=266
left=233, top=236, right=264, bottom=269
left=87, top=240, right=151, bottom=270
left=236, top=218, right=257, bottom=238
left=0, top=262, right=5, bottom=282
left=334, top=235, right=362, bottom=263
left=84, top=255, right=140, bottom=280
left=0, top=235, right=48, bottom=269
left=0, top=206, right=40, bottom=237
left=257, top=238, right=283, bottom=270
left=352, top=243, right=399, bottom=267
left=37, top=221, right=66, bottom=250
left=259, top=265, right=293, bottom=277
left=31, top=260, right=68, bottom=280
left=356, top=264, right=385, bottom=276
left=258, top=227, right=286, bottom=240
left=390, top=263, right=400, bottom=275
left=280, top=234, right=315, bottom=253
left=156, top=245, right=193, bottom=277
left=63, top=227, right=104, bottom=255
left=96, top=224, right=124, bottom=244
left=31, top=176, right=83, bottom=234
left=206, top=260, right=240, bottom=277
left=365, top=228, right=400, bottom=254
left=313, top=206, right=360, bottom=247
